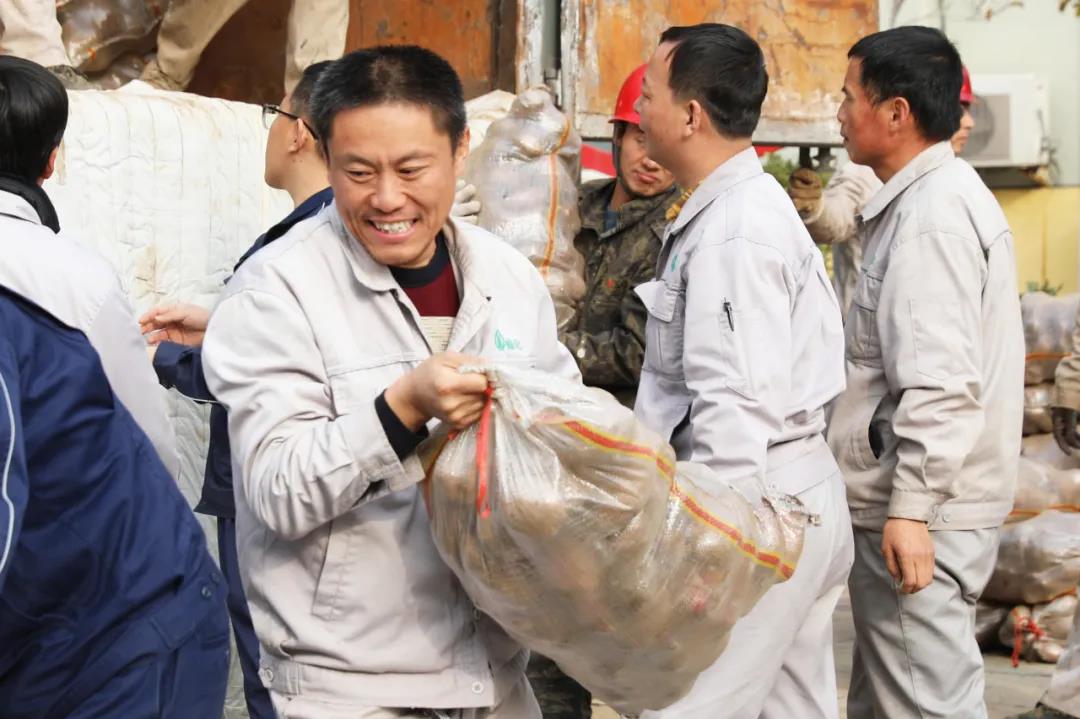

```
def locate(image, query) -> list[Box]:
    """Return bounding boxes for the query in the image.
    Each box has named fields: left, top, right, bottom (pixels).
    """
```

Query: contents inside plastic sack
left=976, top=600, right=1013, bottom=649
left=984, top=511, right=1080, bottom=605
left=419, top=364, right=808, bottom=714
left=1024, top=384, right=1056, bottom=436
left=1022, top=292, right=1080, bottom=386
left=1011, top=454, right=1080, bottom=522
left=999, top=595, right=1078, bottom=665
left=58, top=0, right=170, bottom=74
left=465, top=88, right=586, bottom=331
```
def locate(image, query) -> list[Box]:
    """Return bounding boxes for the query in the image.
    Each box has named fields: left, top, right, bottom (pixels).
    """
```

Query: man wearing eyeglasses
left=138, top=59, right=481, bottom=718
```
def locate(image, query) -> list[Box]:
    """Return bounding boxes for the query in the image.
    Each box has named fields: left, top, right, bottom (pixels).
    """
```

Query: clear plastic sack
left=975, top=600, right=1012, bottom=649
left=420, top=365, right=807, bottom=714
left=465, top=88, right=586, bottom=331
left=1024, top=384, right=1056, bottom=436
left=1022, top=292, right=1080, bottom=386
left=1000, top=595, right=1078, bottom=664
left=57, top=0, right=169, bottom=73
left=985, top=511, right=1080, bottom=605
left=1011, top=454, right=1080, bottom=522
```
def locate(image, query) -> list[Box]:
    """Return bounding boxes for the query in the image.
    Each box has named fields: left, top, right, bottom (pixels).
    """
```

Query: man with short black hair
left=827, top=26, right=1023, bottom=718
left=0, top=55, right=228, bottom=719
left=632, top=23, right=851, bottom=719
left=203, top=45, right=578, bottom=718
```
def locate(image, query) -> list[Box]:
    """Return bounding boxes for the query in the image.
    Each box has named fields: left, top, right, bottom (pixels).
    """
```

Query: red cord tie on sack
left=474, top=385, right=495, bottom=518
left=1011, top=609, right=1046, bottom=667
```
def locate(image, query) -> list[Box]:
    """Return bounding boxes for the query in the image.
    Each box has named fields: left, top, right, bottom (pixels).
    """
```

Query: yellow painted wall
left=996, top=187, right=1080, bottom=294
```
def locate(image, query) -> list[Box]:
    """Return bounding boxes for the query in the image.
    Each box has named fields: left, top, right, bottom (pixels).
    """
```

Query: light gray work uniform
left=203, top=209, right=580, bottom=716
left=827, top=142, right=1024, bottom=719
left=634, top=147, right=852, bottom=719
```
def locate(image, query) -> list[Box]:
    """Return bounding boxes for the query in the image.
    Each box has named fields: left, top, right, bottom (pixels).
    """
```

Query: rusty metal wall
left=345, top=0, right=512, bottom=99
left=187, top=0, right=291, bottom=105
left=564, top=0, right=879, bottom=143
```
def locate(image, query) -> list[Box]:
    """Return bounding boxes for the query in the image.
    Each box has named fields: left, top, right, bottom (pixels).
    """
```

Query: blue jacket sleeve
left=152, top=341, right=216, bottom=403
left=0, top=341, right=28, bottom=594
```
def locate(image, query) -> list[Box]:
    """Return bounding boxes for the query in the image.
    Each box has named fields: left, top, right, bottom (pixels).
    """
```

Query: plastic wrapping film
left=419, top=365, right=808, bottom=714
left=976, top=600, right=1013, bottom=649
left=1011, top=454, right=1080, bottom=522
left=87, top=52, right=151, bottom=90
left=57, top=0, right=169, bottom=73
left=1000, top=595, right=1078, bottom=664
left=1023, top=292, right=1080, bottom=386
left=465, top=88, right=586, bottom=330
left=1024, top=384, right=1056, bottom=436
left=985, top=511, right=1080, bottom=605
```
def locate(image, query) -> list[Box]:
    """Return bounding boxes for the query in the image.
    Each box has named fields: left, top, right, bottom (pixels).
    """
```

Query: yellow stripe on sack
left=552, top=419, right=796, bottom=580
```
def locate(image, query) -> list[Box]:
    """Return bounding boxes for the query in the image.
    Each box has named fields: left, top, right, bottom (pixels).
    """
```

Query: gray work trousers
left=847, top=527, right=1000, bottom=719
left=1043, top=586, right=1080, bottom=716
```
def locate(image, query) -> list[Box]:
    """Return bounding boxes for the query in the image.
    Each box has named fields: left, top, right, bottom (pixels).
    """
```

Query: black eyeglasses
left=262, top=103, right=318, bottom=139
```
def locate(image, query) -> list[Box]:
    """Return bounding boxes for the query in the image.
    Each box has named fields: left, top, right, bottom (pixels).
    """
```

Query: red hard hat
left=611, top=64, right=647, bottom=125
left=960, top=65, right=974, bottom=105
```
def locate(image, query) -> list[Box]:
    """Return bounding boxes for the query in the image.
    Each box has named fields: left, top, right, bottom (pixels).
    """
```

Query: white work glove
left=451, top=178, right=481, bottom=224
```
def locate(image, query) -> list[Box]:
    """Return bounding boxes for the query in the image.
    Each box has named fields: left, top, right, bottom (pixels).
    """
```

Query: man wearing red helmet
left=788, top=65, right=976, bottom=319
left=559, top=63, right=679, bottom=408
left=529, top=64, right=678, bottom=719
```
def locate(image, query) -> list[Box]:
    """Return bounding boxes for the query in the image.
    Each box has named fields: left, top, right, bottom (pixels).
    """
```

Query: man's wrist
left=385, top=377, right=427, bottom=431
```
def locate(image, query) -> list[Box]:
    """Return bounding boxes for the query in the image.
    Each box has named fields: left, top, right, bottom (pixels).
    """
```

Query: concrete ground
left=592, top=592, right=1055, bottom=718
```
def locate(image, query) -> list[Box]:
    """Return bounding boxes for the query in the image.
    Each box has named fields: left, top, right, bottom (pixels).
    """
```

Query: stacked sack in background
left=466, top=88, right=586, bottom=330
left=58, top=0, right=168, bottom=89
left=421, top=365, right=808, bottom=714
left=977, top=292, right=1080, bottom=664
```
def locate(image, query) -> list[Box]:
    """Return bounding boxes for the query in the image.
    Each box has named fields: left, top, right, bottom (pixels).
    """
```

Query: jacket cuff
left=151, top=340, right=187, bottom=389
left=375, top=391, right=429, bottom=460
left=340, top=400, right=426, bottom=498
left=887, top=489, right=941, bottom=523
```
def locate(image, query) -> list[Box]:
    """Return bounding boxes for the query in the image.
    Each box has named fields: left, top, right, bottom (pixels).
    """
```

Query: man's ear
left=453, top=127, right=471, bottom=175
left=888, top=96, right=913, bottom=135
left=289, top=120, right=308, bottom=154
left=39, top=146, right=60, bottom=186
left=685, top=99, right=705, bottom=138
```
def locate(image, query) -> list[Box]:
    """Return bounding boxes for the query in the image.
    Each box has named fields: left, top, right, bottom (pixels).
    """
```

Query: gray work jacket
left=633, top=148, right=846, bottom=492
left=826, top=142, right=1024, bottom=531
left=203, top=205, right=579, bottom=710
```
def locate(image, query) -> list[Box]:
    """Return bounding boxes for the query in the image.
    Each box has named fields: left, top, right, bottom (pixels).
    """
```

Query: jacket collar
left=0, top=180, right=60, bottom=233
left=330, top=203, right=493, bottom=298
left=858, top=141, right=954, bottom=223
left=667, top=147, right=763, bottom=236
left=579, top=178, right=677, bottom=240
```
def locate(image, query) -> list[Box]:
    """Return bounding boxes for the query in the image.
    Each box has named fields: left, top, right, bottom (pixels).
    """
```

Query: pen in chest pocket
left=723, top=300, right=735, bottom=331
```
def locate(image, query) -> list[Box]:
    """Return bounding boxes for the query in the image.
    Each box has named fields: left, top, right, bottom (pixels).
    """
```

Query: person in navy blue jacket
left=0, top=282, right=230, bottom=718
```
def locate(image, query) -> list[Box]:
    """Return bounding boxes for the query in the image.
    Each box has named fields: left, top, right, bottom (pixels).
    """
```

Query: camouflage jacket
left=561, top=178, right=678, bottom=407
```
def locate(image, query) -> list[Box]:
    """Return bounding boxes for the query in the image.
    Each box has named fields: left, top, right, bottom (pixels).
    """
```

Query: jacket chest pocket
left=326, top=357, right=417, bottom=415
left=636, top=279, right=685, bottom=377
left=847, top=273, right=882, bottom=365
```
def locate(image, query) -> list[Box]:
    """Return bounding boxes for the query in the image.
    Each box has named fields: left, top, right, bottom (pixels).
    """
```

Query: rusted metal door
left=560, top=0, right=879, bottom=144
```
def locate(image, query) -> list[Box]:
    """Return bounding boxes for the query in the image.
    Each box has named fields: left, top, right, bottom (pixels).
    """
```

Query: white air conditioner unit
left=961, top=74, right=1050, bottom=168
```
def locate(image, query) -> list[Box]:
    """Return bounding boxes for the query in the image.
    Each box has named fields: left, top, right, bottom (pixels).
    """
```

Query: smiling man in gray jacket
left=202, top=47, right=579, bottom=718
left=827, top=27, right=1024, bottom=719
